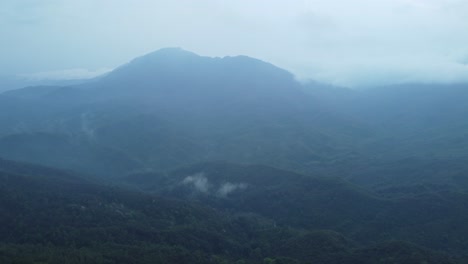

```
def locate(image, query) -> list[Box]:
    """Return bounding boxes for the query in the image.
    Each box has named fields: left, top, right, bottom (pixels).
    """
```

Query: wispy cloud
left=182, top=173, right=210, bottom=193
left=19, top=68, right=112, bottom=81
left=217, top=182, right=248, bottom=197
left=182, top=172, right=248, bottom=197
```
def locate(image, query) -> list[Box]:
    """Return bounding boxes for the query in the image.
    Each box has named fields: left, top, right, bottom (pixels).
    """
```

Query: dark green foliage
left=122, top=162, right=468, bottom=256
left=0, top=159, right=463, bottom=263
left=347, top=241, right=457, bottom=264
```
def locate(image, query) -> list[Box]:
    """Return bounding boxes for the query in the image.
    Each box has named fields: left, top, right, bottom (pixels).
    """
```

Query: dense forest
left=1, top=49, right=468, bottom=263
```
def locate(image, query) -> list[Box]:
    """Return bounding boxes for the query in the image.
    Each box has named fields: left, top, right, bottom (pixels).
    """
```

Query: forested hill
left=0, top=159, right=462, bottom=263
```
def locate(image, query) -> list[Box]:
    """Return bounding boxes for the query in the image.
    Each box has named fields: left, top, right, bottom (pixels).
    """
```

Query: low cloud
left=182, top=173, right=210, bottom=193
left=182, top=172, right=248, bottom=197
left=19, top=68, right=112, bottom=81
left=217, top=182, right=248, bottom=197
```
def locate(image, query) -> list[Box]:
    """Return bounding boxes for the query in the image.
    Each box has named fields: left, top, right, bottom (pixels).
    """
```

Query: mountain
left=2, top=49, right=468, bottom=186
left=0, top=75, right=87, bottom=93
left=0, top=48, right=364, bottom=176
left=100, top=47, right=299, bottom=98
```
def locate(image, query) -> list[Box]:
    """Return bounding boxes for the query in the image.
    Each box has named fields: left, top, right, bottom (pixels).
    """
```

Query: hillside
left=121, top=161, right=468, bottom=254
left=0, top=159, right=460, bottom=263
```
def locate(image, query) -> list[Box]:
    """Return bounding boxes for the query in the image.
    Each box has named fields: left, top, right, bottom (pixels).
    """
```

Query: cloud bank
left=1, top=0, right=468, bottom=87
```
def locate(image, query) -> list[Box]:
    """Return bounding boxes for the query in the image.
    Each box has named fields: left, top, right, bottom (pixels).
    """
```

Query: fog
left=3, top=2, right=468, bottom=262
left=1, top=0, right=468, bottom=87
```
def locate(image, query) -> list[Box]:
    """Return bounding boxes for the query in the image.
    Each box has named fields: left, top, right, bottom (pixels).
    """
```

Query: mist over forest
left=2, top=1, right=468, bottom=263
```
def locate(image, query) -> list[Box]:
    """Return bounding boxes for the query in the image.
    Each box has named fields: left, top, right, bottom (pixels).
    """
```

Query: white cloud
left=181, top=173, right=247, bottom=197
left=19, top=68, right=112, bottom=81
left=182, top=173, right=210, bottom=193
left=1, top=0, right=468, bottom=87
left=217, top=182, right=248, bottom=197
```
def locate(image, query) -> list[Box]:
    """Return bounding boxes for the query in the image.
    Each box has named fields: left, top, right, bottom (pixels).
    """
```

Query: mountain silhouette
left=0, top=48, right=361, bottom=175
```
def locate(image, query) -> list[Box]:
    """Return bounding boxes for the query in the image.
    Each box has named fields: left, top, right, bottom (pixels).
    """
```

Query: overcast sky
left=1, top=0, right=468, bottom=87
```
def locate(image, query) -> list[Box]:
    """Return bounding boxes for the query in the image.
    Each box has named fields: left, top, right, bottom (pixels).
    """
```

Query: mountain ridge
left=1, top=48, right=468, bottom=177
left=0, top=48, right=363, bottom=175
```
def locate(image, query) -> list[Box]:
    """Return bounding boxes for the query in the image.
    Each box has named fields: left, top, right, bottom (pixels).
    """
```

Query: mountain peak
left=104, top=48, right=295, bottom=87
left=137, top=47, right=198, bottom=59
left=126, top=47, right=200, bottom=66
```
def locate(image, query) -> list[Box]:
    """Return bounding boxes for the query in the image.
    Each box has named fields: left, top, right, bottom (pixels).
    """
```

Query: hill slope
left=121, top=161, right=468, bottom=255
left=0, top=159, right=460, bottom=263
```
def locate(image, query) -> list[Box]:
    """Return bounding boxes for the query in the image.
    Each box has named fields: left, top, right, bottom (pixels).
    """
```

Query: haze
left=1, top=0, right=468, bottom=87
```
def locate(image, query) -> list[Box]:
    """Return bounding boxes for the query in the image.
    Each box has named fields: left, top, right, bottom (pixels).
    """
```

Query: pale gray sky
left=1, top=0, right=468, bottom=87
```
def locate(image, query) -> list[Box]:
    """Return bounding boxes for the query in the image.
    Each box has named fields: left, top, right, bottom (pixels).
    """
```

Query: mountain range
left=1, top=48, right=468, bottom=263
left=2, top=48, right=468, bottom=178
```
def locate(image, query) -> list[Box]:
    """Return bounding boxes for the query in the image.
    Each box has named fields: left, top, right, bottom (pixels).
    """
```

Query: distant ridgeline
left=1, top=48, right=468, bottom=263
